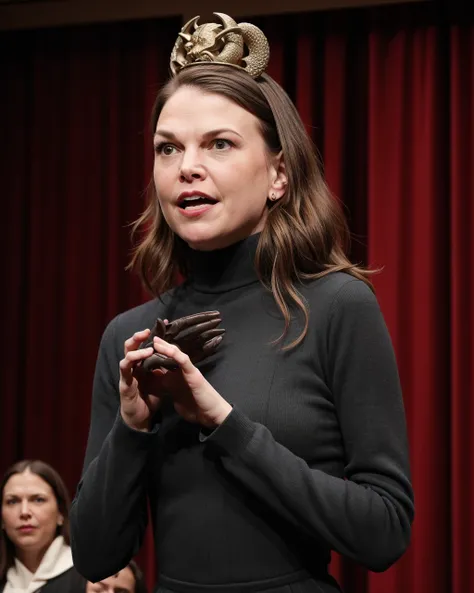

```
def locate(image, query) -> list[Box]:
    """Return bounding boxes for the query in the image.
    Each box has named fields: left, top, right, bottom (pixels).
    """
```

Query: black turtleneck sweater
left=70, top=234, right=414, bottom=593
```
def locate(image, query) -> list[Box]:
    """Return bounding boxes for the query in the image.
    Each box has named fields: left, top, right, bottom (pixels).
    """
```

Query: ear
left=57, top=515, right=64, bottom=527
left=268, top=151, right=287, bottom=201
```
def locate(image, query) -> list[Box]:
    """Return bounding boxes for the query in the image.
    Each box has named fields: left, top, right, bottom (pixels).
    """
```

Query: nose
left=179, top=149, right=206, bottom=183
left=20, top=499, right=31, bottom=519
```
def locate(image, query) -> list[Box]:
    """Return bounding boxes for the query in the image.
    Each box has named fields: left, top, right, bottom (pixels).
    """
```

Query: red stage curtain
left=1, top=4, right=473, bottom=592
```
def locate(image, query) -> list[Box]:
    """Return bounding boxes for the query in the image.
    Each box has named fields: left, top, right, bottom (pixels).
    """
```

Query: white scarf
left=4, top=536, right=74, bottom=593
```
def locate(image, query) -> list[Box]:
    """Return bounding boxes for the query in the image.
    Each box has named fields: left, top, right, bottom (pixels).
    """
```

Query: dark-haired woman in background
left=1, top=460, right=85, bottom=593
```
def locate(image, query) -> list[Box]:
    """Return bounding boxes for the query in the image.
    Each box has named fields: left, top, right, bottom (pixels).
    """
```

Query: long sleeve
left=70, top=314, right=158, bottom=582
left=203, top=280, right=414, bottom=572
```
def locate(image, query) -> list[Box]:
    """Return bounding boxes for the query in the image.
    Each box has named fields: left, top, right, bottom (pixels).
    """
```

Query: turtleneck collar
left=186, top=232, right=261, bottom=293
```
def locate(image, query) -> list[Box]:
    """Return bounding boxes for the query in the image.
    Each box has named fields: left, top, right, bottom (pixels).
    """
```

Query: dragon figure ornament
left=170, top=12, right=270, bottom=78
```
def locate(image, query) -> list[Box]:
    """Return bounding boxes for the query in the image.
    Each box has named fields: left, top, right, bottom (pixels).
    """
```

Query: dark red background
left=1, top=3, right=473, bottom=591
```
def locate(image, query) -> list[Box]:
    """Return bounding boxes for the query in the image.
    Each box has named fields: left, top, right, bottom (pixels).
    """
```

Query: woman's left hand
left=153, top=336, right=232, bottom=428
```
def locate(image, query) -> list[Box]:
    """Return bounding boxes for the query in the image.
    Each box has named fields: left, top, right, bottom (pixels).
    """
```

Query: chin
left=178, top=220, right=261, bottom=251
left=178, top=226, right=232, bottom=252
left=14, top=537, right=40, bottom=548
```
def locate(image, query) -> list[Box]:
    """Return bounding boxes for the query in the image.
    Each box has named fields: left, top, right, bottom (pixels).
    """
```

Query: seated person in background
left=0, top=459, right=86, bottom=593
left=86, top=560, right=147, bottom=593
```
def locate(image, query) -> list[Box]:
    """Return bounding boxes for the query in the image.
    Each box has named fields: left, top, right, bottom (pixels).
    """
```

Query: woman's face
left=153, top=86, right=286, bottom=251
left=1, top=470, right=63, bottom=555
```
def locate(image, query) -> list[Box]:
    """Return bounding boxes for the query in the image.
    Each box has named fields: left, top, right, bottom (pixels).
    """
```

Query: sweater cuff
left=110, top=411, right=160, bottom=451
left=200, top=407, right=255, bottom=456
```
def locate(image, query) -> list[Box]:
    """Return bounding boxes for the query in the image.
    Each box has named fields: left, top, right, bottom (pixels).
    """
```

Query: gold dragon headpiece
left=170, top=12, right=270, bottom=79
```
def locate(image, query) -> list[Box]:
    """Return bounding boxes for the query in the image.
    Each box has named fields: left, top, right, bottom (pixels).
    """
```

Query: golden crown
left=170, top=13, right=270, bottom=79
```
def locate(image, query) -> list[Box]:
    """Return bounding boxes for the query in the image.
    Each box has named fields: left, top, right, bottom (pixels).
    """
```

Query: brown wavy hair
left=129, top=64, right=373, bottom=348
left=0, top=460, right=71, bottom=582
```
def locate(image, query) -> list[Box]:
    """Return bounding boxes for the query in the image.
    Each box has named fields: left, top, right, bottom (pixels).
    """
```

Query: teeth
left=184, top=195, right=207, bottom=202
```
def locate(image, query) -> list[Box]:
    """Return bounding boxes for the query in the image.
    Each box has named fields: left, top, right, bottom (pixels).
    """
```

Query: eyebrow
left=154, top=128, right=243, bottom=140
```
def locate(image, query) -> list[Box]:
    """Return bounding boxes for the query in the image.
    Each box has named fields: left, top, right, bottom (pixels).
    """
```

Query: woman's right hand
left=119, top=329, right=165, bottom=431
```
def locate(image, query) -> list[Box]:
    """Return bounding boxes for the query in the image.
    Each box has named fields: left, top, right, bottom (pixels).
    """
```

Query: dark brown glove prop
left=138, top=311, right=225, bottom=372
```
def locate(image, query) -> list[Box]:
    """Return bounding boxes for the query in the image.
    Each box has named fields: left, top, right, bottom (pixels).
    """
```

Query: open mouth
left=178, top=195, right=218, bottom=210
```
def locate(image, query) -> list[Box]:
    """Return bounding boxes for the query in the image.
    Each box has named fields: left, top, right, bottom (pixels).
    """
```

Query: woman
left=0, top=460, right=86, bottom=593
left=85, top=560, right=147, bottom=593
left=70, top=13, right=414, bottom=593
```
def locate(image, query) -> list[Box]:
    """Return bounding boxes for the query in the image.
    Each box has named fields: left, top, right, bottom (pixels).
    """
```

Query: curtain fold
left=450, top=23, right=474, bottom=593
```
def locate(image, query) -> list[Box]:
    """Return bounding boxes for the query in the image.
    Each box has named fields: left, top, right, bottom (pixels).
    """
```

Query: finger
left=153, top=337, right=196, bottom=374
left=202, top=335, right=224, bottom=352
left=132, top=362, right=167, bottom=385
left=120, top=347, right=154, bottom=382
left=166, top=311, right=220, bottom=338
left=149, top=318, right=166, bottom=340
left=175, top=328, right=225, bottom=353
left=196, top=328, right=225, bottom=341
left=189, top=335, right=224, bottom=364
left=124, top=329, right=151, bottom=355
left=141, top=352, right=179, bottom=372
left=171, top=318, right=222, bottom=342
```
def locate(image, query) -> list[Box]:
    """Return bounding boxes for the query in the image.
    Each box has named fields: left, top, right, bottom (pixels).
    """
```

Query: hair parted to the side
left=128, top=64, right=374, bottom=348
left=0, top=459, right=72, bottom=581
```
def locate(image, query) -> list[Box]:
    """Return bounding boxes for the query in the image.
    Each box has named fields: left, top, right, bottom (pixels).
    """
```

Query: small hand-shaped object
left=138, top=311, right=225, bottom=372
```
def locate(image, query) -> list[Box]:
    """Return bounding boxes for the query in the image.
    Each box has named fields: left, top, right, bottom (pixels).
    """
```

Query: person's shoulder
left=303, top=273, right=384, bottom=340
left=304, top=271, right=376, bottom=308
left=41, top=566, right=87, bottom=593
